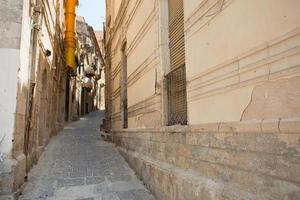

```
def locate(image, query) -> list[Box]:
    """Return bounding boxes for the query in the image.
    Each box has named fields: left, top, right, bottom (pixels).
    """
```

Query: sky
left=77, top=0, right=105, bottom=31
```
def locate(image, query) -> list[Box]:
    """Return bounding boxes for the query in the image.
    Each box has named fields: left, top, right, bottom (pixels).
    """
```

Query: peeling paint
left=242, top=76, right=300, bottom=121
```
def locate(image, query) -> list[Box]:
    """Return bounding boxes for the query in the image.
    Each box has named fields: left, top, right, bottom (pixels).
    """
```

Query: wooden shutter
left=168, top=0, right=185, bottom=70
left=167, top=0, right=187, bottom=125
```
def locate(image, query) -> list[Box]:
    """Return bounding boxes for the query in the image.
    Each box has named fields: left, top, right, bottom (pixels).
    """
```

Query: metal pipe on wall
left=64, top=0, right=78, bottom=68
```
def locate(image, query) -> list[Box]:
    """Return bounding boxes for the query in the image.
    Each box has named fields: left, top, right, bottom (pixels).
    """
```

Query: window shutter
left=168, top=0, right=185, bottom=70
left=167, top=0, right=188, bottom=125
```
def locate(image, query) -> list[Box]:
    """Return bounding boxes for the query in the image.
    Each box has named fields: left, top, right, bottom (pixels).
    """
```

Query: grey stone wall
left=113, top=120, right=300, bottom=200
left=0, top=0, right=23, bottom=49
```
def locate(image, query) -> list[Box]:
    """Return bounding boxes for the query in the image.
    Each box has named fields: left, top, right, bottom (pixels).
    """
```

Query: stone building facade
left=0, top=0, right=105, bottom=198
left=105, top=0, right=300, bottom=199
left=65, top=16, right=105, bottom=122
left=95, top=30, right=106, bottom=111
left=0, top=0, right=67, bottom=197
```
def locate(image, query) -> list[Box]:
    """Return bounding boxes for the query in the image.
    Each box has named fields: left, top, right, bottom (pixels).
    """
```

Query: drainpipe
left=64, top=0, right=77, bottom=68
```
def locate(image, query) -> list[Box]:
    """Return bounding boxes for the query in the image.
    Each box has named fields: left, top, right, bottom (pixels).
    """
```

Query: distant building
left=95, top=31, right=105, bottom=58
left=94, top=30, right=106, bottom=110
left=65, top=16, right=105, bottom=121
left=105, top=0, right=300, bottom=199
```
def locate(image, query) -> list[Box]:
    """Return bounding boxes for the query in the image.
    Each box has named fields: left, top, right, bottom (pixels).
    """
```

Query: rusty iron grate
left=166, top=65, right=188, bottom=125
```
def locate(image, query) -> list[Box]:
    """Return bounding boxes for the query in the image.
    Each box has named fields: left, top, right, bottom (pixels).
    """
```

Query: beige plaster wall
left=185, top=0, right=300, bottom=124
left=107, top=0, right=161, bottom=129
left=107, top=0, right=300, bottom=127
left=128, top=68, right=156, bottom=107
left=107, top=1, right=300, bottom=199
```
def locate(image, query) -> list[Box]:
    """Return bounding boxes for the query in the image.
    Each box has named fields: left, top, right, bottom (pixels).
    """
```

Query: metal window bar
left=166, top=65, right=188, bottom=125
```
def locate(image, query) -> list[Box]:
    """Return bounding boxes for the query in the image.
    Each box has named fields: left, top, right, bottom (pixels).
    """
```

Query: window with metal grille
left=166, top=65, right=187, bottom=125
left=167, top=0, right=187, bottom=125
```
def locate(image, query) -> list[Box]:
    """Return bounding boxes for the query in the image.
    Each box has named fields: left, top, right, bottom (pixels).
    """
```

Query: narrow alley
left=1, top=0, right=300, bottom=199
left=19, top=111, right=155, bottom=200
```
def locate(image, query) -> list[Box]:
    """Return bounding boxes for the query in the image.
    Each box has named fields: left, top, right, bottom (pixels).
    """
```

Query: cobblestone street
left=20, top=111, right=155, bottom=200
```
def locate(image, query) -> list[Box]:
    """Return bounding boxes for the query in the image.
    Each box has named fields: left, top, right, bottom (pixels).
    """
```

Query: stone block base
left=119, top=148, right=221, bottom=200
left=0, top=154, right=26, bottom=199
left=0, top=194, right=15, bottom=200
left=113, top=120, right=300, bottom=200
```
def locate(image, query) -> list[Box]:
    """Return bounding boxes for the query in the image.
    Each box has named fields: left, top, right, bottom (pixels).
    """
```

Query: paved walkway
left=20, top=111, right=155, bottom=200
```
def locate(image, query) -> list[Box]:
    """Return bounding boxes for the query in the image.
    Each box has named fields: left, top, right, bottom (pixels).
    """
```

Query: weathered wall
left=0, top=0, right=26, bottom=195
left=185, top=0, right=300, bottom=124
left=0, top=48, right=19, bottom=157
left=106, top=0, right=162, bottom=129
left=0, top=0, right=67, bottom=197
left=0, top=0, right=23, bottom=158
left=113, top=122, right=300, bottom=200
left=24, top=0, right=66, bottom=175
left=105, top=0, right=300, bottom=199
left=105, top=1, right=300, bottom=125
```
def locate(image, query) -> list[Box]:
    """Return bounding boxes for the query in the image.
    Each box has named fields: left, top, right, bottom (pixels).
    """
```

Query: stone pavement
left=19, top=111, right=155, bottom=200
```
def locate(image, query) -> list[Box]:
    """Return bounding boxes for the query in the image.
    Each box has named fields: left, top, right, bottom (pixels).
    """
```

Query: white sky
left=77, top=0, right=105, bottom=31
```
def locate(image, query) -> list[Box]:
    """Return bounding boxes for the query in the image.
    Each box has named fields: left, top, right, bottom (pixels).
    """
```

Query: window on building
left=166, top=0, right=188, bottom=125
left=121, top=42, right=128, bottom=128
